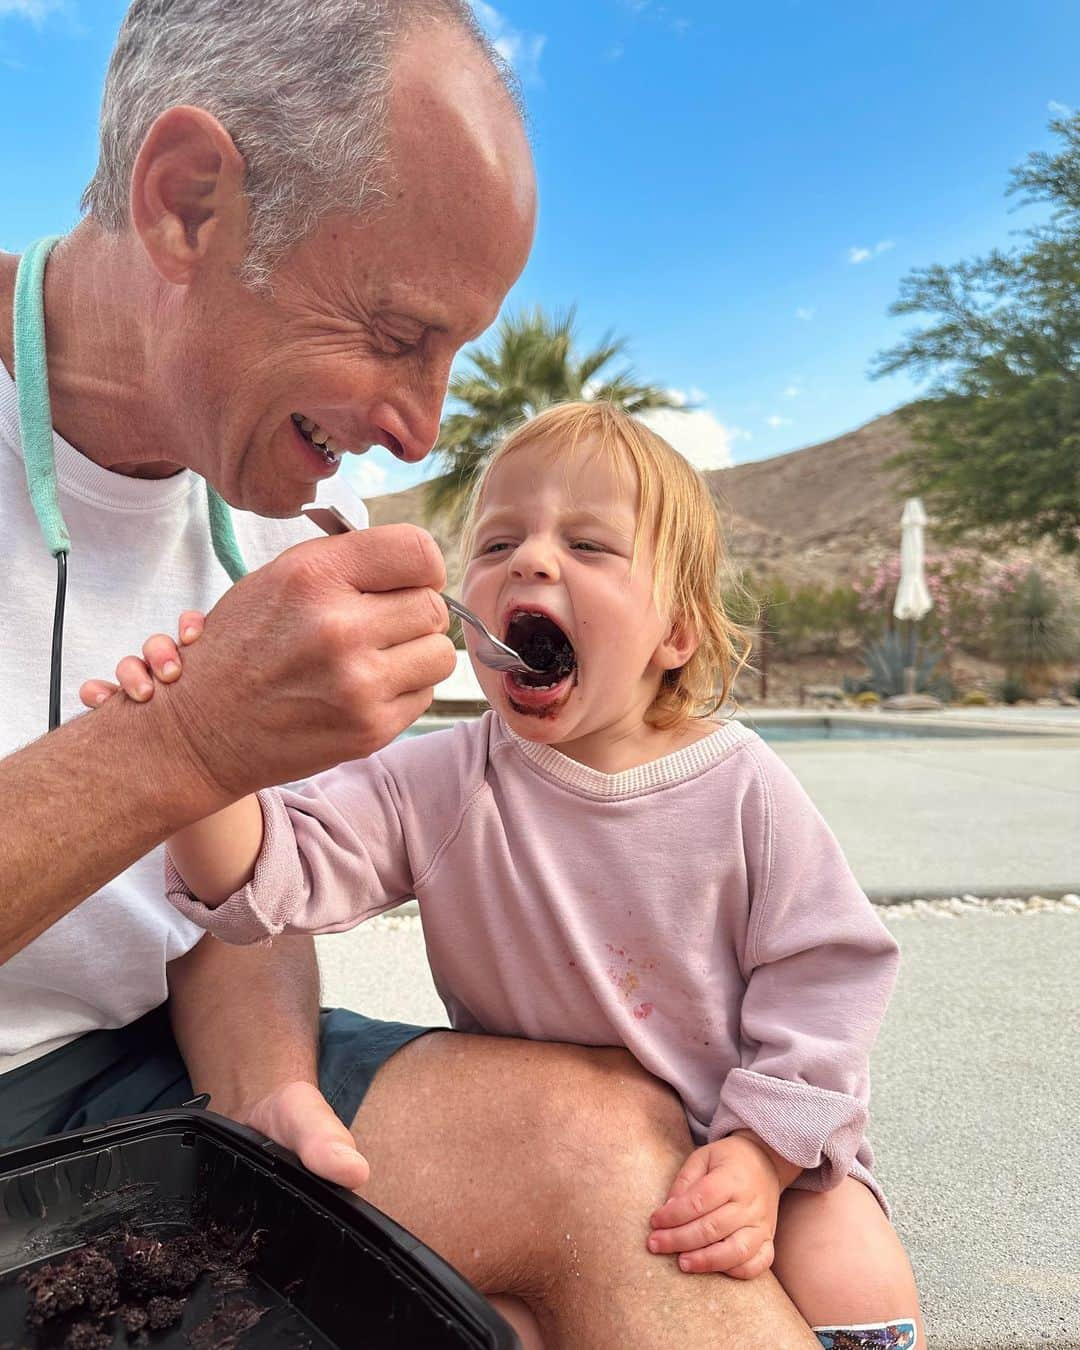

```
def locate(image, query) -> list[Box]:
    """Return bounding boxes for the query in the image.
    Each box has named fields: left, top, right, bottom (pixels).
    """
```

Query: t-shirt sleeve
left=708, top=743, right=900, bottom=1193
left=166, top=726, right=471, bottom=944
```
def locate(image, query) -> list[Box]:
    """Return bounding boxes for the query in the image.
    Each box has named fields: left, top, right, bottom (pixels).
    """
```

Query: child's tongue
left=506, top=613, right=577, bottom=684
left=501, top=612, right=578, bottom=718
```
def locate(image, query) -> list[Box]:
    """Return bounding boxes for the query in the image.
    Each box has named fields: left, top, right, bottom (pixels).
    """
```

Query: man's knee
left=523, top=1044, right=692, bottom=1200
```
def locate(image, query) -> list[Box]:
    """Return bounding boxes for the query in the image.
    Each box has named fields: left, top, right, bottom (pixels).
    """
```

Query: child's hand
left=647, top=1134, right=782, bottom=1278
left=79, top=612, right=206, bottom=707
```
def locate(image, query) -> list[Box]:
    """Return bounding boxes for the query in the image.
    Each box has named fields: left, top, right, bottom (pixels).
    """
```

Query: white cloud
left=639, top=405, right=744, bottom=472
left=849, top=240, right=895, bottom=265
left=343, top=453, right=389, bottom=498
left=471, top=1, right=545, bottom=84
left=1048, top=100, right=1073, bottom=117
left=782, top=384, right=800, bottom=399
left=0, top=0, right=65, bottom=17
left=766, top=415, right=792, bottom=429
left=795, top=306, right=815, bottom=321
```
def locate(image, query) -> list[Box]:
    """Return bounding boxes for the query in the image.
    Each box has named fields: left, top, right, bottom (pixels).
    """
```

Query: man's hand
left=647, top=1134, right=784, bottom=1278
left=242, top=1080, right=371, bottom=1190
left=134, top=524, right=456, bottom=818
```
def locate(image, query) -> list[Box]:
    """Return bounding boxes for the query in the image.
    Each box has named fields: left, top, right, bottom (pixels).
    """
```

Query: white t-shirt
left=0, top=358, right=367, bottom=1073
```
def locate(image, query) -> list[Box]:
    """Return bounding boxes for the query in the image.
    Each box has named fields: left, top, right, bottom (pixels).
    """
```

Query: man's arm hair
left=0, top=697, right=224, bottom=964
left=167, top=932, right=322, bottom=1120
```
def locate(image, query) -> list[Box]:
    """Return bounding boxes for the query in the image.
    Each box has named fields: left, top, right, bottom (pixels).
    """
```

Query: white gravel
left=363, top=894, right=1080, bottom=938
left=877, top=891, right=1080, bottom=919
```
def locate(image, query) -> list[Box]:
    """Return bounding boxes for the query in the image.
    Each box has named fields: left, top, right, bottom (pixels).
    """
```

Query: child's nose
left=511, top=540, right=560, bottom=582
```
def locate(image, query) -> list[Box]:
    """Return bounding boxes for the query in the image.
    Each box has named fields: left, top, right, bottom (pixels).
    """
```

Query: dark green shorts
left=0, top=1005, right=434, bottom=1148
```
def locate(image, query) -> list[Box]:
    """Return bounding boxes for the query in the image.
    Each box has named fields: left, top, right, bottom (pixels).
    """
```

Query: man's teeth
left=291, top=413, right=355, bottom=461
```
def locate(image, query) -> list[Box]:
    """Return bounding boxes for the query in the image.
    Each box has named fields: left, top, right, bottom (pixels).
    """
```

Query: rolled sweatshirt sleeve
left=165, top=730, right=469, bottom=944
left=709, top=743, right=900, bottom=1198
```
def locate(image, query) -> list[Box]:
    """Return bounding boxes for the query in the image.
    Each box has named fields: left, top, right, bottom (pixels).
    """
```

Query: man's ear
left=129, top=105, right=247, bottom=285
left=655, top=612, right=700, bottom=673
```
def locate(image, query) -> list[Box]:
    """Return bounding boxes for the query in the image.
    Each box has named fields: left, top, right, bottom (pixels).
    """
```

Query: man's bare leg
left=352, top=1033, right=818, bottom=1350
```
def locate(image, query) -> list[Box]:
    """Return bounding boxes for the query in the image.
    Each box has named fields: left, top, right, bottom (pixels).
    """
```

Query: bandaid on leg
left=813, top=1319, right=918, bottom=1349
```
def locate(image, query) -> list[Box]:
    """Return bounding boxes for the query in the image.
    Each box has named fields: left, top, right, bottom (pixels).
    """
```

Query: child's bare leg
left=488, top=1296, right=545, bottom=1349
left=771, top=1177, right=924, bottom=1346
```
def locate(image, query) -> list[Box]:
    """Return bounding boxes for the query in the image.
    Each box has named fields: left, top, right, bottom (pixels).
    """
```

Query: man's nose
left=370, top=401, right=441, bottom=464
left=370, top=359, right=453, bottom=463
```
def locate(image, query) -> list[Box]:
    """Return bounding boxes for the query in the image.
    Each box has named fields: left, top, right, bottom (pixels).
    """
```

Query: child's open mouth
left=502, top=611, right=578, bottom=717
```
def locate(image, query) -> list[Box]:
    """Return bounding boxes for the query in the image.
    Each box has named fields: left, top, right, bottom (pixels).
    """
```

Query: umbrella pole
left=904, top=620, right=918, bottom=696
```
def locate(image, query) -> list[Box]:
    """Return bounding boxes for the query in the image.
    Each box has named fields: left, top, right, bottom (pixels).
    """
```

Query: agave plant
left=860, top=628, right=942, bottom=698
left=992, top=569, right=1073, bottom=691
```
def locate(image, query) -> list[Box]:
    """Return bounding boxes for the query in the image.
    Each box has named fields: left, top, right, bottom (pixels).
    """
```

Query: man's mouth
left=291, top=413, right=406, bottom=466
left=291, top=412, right=345, bottom=466
left=502, top=611, right=578, bottom=717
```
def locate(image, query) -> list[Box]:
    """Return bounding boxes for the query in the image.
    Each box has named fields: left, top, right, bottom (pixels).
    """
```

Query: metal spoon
left=302, top=505, right=543, bottom=676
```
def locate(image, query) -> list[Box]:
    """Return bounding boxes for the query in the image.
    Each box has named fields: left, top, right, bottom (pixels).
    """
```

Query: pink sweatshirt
left=167, top=714, right=899, bottom=1205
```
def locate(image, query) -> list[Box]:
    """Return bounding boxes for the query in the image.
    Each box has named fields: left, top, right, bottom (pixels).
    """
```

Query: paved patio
left=316, top=910, right=1080, bottom=1349
left=765, top=729, right=1080, bottom=899
left=314, top=709, right=1078, bottom=1347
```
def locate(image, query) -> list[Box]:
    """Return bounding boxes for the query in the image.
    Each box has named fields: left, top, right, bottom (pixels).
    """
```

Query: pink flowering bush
left=855, top=549, right=1028, bottom=659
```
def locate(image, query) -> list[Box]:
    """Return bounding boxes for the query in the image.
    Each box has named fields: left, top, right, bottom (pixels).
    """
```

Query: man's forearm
left=0, top=698, right=225, bottom=964
left=167, top=933, right=322, bottom=1119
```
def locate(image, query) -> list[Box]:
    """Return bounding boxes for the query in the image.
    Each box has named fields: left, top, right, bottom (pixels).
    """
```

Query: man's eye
left=377, top=325, right=423, bottom=355
left=384, top=334, right=418, bottom=355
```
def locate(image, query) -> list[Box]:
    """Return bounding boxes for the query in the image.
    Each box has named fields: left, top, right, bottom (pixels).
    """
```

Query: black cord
left=49, top=552, right=68, bottom=732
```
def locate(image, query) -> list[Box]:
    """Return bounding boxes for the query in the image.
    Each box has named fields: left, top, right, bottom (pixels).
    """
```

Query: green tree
left=425, top=307, right=684, bottom=522
left=874, top=113, right=1080, bottom=554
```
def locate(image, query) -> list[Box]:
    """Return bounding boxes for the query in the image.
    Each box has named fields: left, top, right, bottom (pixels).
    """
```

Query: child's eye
left=571, top=540, right=606, bottom=553
left=478, top=541, right=512, bottom=555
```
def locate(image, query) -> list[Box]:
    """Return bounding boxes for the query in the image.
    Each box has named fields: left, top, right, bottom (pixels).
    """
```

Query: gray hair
left=82, top=0, right=520, bottom=287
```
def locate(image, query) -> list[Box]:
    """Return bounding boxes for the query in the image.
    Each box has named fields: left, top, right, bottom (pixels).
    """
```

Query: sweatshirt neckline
left=0, top=356, right=198, bottom=513
left=502, top=717, right=752, bottom=798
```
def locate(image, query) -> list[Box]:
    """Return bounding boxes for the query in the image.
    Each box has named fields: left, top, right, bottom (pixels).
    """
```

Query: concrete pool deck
left=316, top=910, right=1080, bottom=1350
left=411, top=706, right=1080, bottom=900
left=313, top=705, right=1078, bottom=1346
left=759, top=721, right=1079, bottom=899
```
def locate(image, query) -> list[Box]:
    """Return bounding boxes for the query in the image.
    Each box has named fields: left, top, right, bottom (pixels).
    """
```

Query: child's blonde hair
left=462, top=401, right=752, bottom=728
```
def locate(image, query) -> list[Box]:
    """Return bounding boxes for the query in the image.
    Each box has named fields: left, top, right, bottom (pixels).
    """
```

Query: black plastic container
left=0, top=1108, right=519, bottom=1348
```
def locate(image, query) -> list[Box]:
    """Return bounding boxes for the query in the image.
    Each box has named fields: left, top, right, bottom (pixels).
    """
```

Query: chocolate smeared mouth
left=505, top=611, right=577, bottom=689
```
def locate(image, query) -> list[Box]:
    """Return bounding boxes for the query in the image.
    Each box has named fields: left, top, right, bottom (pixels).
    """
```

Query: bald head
left=83, top=0, right=531, bottom=285
left=388, top=20, right=536, bottom=275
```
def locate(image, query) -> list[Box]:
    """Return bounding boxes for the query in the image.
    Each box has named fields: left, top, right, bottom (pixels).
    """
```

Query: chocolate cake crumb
left=22, top=1249, right=118, bottom=1327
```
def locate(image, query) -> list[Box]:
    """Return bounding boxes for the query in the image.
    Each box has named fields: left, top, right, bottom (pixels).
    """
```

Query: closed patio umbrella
left=893, top=498, right=933, bottom=699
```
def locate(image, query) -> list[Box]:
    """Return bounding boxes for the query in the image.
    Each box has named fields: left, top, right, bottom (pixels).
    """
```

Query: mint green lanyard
left=12, top=235, right=249, bottom=729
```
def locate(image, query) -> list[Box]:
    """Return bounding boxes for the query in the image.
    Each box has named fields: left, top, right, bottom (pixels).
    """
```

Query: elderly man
left=0, top=3, right=819, bottom=1346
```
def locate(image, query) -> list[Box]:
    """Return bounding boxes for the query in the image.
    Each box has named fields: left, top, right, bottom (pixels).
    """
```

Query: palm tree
left=425, top=307, right=686, bottom=522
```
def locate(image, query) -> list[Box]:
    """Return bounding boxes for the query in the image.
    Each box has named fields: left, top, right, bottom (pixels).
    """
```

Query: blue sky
left=1, top=0, right=1077, bottom=499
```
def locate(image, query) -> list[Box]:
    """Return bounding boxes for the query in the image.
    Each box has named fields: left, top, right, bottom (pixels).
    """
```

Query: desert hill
left=365, top=410, right=915, bottom=590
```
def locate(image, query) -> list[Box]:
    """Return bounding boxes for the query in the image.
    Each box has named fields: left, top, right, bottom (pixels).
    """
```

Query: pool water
left=402, top=716, right=1010, bottom=743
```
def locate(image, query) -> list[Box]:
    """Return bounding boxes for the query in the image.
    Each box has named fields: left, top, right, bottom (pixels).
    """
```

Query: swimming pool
left=402, top=713, right=1059, bottom=743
